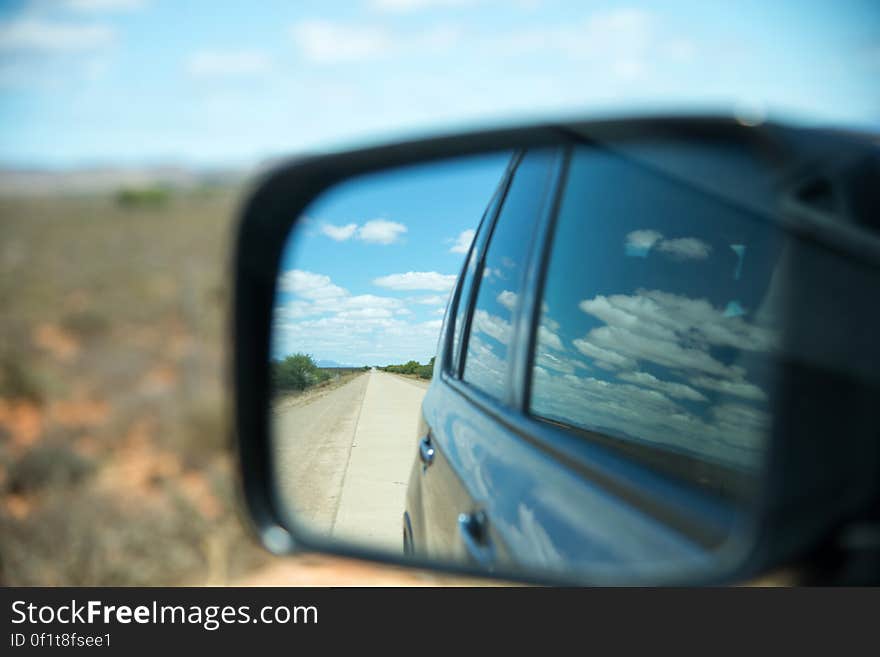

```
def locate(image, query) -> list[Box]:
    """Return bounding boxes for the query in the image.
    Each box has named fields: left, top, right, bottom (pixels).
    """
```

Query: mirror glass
left=269, top=152, right=512, bottom=552
left=268, top=139, right=794, bottom=582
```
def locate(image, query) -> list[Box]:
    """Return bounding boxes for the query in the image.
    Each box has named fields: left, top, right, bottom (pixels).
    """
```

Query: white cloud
left=0, top=18, right=114, bottom=51
left=289, top=19, right=460, bottom=63
left=656, top=237, right=711, bottom=260
left=341, top=293, right=402, bottom=310
left=537, top=323, right=563, bottom=351
left=272, top=269, right=444, bottom=364
left=373, top=271, right=457, bottom=291
left=526, top=287, right=777, bottom=469
left=336, top=307, right=395, bottom=320
left=496, top=289, right=518, bottom=312
left=289, top=20, right=393, bottom=63
left=688, top=375, right=767, bottom=401
left=316, top=219, right=406, bottom=244
left=535, top=351, right=576, bottom=374
left=278, top=270, right=347, bottom=300
left=62, top=0, right=147, bottom=11
left=472, top=308, right=511, bottom=345
left=573, top=337, right=636, bottom=370
left=617, top=370, right=707, bottom=402
left=460, top=334, right=507, bottom=397
left=625, top=229, right=662, bottom=256
left=530, top=367, right=768, bottom=469
left=186, top=50, right=271, bottom=77
left=625, top=229, right=711, bottom=260
left=277, top=291, right=406, bottom=321
left=357, top=219, right=407, bottom=244
left=412, top=294, right=447, bottom=305
left=449, top=228, right=476, bottom=254
left=492, top=8, right=652, bottom=79
left=578, top=290, right=777, bottom=354
left=320, top=222, right=358, bottom=241
left=369, top=0, right=477, bottom=12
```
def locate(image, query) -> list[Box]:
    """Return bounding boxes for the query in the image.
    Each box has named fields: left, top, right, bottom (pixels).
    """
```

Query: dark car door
left=412, top=148, right=565, bottom=568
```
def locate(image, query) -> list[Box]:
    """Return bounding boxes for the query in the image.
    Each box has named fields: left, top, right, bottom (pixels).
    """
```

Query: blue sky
left=270, top=152, right=510, bottom=365
left=3, top=1, right=878, bottom=366
left=0, top=0, right=878, bottom=167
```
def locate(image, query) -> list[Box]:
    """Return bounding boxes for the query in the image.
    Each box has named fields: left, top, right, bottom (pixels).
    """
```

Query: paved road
left=272, top=370, right=428, bottom=554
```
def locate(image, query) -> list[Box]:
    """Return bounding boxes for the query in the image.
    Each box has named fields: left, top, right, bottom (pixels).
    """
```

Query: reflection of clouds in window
left=625, top=230, right=663, bottom=257
left=535, top=351, right=577, bottom=374
left=579, top=290, right=778, bottom=354
left=537, top=324, right=564, bottom=351
left=493, top=504, right=563, bottom=568
left=532, top=366, right=768, bottom=468
left=582, top=324, right=746, bottom=379
left=472, top=308, right=512, bottom=345
left=467, top=301, right=513, bottom=400
left=532, top=288, right=779, bottom=470
left=617, top=370, right=707, bottom=402
left=688, top=376, right=767, bottom=401
left=573, top=289, right=776, bottom=396
left=656, top=237, right=711, bottom=260
left=496, top=289, right=518, bottom=312
left=463, top=334, right=507, bottom=399
left=624, top=229, right=711, bottom=261
left=573, top=336, right=637, bottom=370
left=482, top=266, right=504, bottom=282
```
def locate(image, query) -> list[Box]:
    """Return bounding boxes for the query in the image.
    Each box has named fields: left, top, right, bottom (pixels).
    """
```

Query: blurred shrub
left=115, top=186, right=170, bottom=209
left=0, top=465, right=268, bottom=586
left=60, top=309, right=109, bottom=339
left=0, top=353, right=44, bottom=402
left=6, top=441, right=96, bottom=494
left=175, top=398, right=228, bottom=471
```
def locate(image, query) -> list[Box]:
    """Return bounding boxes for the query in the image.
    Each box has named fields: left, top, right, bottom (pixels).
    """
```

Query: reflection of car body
left=402, top=135, right=876, bottom=579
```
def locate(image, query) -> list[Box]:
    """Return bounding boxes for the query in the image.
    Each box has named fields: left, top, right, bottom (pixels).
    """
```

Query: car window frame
left=442, top=143, right=746, bottom=550
left=454, top=147, right=567, bottom=406
left=442, top=152, right=521, bottom=379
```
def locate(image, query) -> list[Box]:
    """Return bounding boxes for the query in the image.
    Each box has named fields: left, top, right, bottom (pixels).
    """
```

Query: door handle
left=418, top=435, right=435, bottom=468
left=458, top=510, right=495, bottom=571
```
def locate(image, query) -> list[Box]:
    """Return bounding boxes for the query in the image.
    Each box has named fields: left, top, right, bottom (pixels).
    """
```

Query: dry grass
left=0, top=188, right=273, bottom=585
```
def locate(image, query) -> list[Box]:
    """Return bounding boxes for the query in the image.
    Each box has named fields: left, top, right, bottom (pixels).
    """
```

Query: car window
left=529, top=144, right=783, bottom=498
left=461, top=149, right=559, bottom=401
left=450, top=183, right=506, bottom=376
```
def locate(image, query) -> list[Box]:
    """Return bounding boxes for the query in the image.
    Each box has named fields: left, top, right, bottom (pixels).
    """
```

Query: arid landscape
left=0, top=177, right=484, bottom=586
left=0, top=182, right=274, bottom=585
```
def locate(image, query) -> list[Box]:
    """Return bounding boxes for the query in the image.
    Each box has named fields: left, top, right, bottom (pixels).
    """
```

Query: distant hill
left=316, top=359, right=360, bottom=368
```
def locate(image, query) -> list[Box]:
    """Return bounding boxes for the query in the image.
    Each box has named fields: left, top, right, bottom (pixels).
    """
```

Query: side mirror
left=233, top=116, right=880, bottom=585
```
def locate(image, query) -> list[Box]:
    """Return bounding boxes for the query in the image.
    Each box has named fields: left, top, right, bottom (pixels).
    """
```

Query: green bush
left=272, top=353, right=329, bottom=392
left=382, top=356, right=435, bottom=379
left=115, top=186, right=170, bottom=209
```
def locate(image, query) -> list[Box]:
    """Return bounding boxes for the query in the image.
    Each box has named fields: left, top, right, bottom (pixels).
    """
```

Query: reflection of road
left=272, top=371, right=428, bottom=554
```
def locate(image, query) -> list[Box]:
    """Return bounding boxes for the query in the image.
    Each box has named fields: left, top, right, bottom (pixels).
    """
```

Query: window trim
left=442, top=152, right=521, bottom=379
left=456, top=147, right=566, bottom=405
left=512, top=146, right=571, bottom=412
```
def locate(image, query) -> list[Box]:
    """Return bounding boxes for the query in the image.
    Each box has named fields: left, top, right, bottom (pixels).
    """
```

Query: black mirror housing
left=232, top=115, right=880, bottom=585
